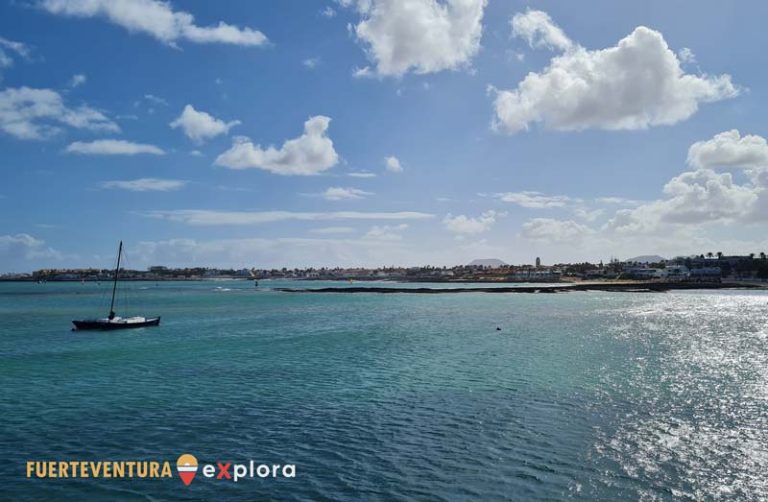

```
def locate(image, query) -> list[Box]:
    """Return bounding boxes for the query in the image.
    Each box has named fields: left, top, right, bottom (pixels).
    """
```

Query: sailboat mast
left=108, top=241, right=122, bottom=317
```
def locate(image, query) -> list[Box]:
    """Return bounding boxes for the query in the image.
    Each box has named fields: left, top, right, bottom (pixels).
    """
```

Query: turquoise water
left=2, top=281, right=768, bottom=500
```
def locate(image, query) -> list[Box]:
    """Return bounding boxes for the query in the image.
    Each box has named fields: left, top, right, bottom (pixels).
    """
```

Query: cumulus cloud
left=323, top=187, right=373, bottom=200
left=65, top=139, right=164, bottom=155
left=0, top=233, right=62, bottom=271
left=139, top=209, right=434, bottom=225
left=0, top=86, right=118, bottom=140
left=493, top=11, right=738, bottom=133
left=508, top=132, right=768, bottom=258
left=385, top=155, right=403, bottom=173
left=39, top=0, right=267, bottom=47
left=344, top=0, right=487, bottom=77
left=522, top=218, right=593, bottom=243
left=170, top=104, right=240, bottom=143
left=687, top=129, right=768, bottom=170
left=443, top=210, right=498, bottom=234
left=601, top=130, right=768, bottom=234
left=660, top=169, right=757, bottom=224
left=101, top=178, right=186, bottom=191
left=215, top=116, right=339, bottom=175
left=605, top=169, right=758, bottom=235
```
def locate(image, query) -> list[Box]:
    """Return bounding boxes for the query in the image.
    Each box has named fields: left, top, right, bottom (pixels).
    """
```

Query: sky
left=1, top=0, right=768, bottom=272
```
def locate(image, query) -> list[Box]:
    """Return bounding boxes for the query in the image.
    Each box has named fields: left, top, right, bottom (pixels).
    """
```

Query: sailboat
left=72, top=241, right=161, bottom=330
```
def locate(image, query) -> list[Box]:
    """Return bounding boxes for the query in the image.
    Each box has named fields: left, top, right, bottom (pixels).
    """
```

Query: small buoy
left=496, top=327, right=501, bottom=331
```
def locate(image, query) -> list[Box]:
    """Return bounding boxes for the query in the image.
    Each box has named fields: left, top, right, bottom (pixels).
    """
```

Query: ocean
left=1, top=280, right=767, bottom=500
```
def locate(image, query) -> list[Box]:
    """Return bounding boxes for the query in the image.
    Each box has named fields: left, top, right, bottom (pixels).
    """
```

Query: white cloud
left=604, top=131, right=768, bottom=235
left=595, top=196, right=642, bottom=206
left=0, top=36, right=31, bottom=75
left=323, top=187, right=373, bottom=200
left=443, top=210, right=498, bottom=234
left=605, top=168, right=758, bottom=234
left=494, top=11, right=738, bottom=133
left=348, top=171, right=377, bottom=178
left=69, top=73, right=86, bottom=88
left=121, top=232, right=540, bottom=270
left=65, top=139, right=164, bottom=155
left=40, top=0, right=268, bottom=47
left=507, top=132, right=768, bottom=260
left=491, top=190, right=636, bottom=222
left=678, top=47, right=696, bottom=65
left=510, top=9, right=572, bottom=52
left=101, top=178, right=186, bottom=191
left=303, top=57, right=321, bottom=69
left=558, top=130, right=768, bottom=238
left=321, top=6, right=336, bottom=18
left=144, top=94, right=168, bottom=106
left=170, top=104, right=239, bottom=143
left=140, top=209, right=435, bottom=225
left=495, top=191, right=573, bottom=208
left=352, top=66, right=373, bottom=79
left=522, top=218, right=593, bottom=243
left=0, top=233, right=62, bottom=271
left=127, top=235, right=436, bottom=269
left=215, top=116, right=339, bottom=175
left=573, top=207, right=604, bottom=222
left=364, top=223, right=408, bottom=241
left=687, top=129, right=768, bottom=170
left=0, top=86, right=118, bottom=140
left=385, top=155, right=403, bottom=173
left=661, top=169, right=758, bottom=224
left=344, top=0, right=487, bottom=77
left=310, top=226, right=356, bottom=234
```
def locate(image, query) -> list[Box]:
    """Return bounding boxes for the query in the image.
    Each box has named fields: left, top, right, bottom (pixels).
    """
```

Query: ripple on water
left=594, top=292, right=768, bottom=500
left=2, top=283, right=768, bottom=500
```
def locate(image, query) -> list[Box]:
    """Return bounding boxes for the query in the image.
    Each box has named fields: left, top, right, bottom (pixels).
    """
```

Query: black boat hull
left=72, top=317, right=161, bottom=331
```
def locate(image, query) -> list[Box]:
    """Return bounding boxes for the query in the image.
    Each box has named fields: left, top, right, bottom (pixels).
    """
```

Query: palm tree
left=760, top=252, right=766, bottom=260
left=706, top=252, right=714, bottom=259
left=716, top=251, right=723, bottom=260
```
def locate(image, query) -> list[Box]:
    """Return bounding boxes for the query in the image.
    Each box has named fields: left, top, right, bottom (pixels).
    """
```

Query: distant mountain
left=468, top=258, right=506, bottom=268
left=625, top=255, right=666, bottom=263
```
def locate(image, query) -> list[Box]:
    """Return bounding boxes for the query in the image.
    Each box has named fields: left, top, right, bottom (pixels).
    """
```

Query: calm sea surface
left=2, top=280, right=767, bottom=500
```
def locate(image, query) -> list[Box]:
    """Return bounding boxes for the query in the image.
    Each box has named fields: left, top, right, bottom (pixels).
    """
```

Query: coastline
left=275, top=281, right=768, bottom=294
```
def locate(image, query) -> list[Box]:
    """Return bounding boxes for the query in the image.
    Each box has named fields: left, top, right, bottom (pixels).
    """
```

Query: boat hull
left=72, top=317, right=161, bottom=331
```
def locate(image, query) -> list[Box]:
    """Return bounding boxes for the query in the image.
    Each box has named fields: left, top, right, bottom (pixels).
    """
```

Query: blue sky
left=1, top=0, right=768, bottom=272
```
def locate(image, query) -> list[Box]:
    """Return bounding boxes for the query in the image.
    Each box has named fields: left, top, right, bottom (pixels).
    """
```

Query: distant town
left=3, top=253, right=768, bottom=283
